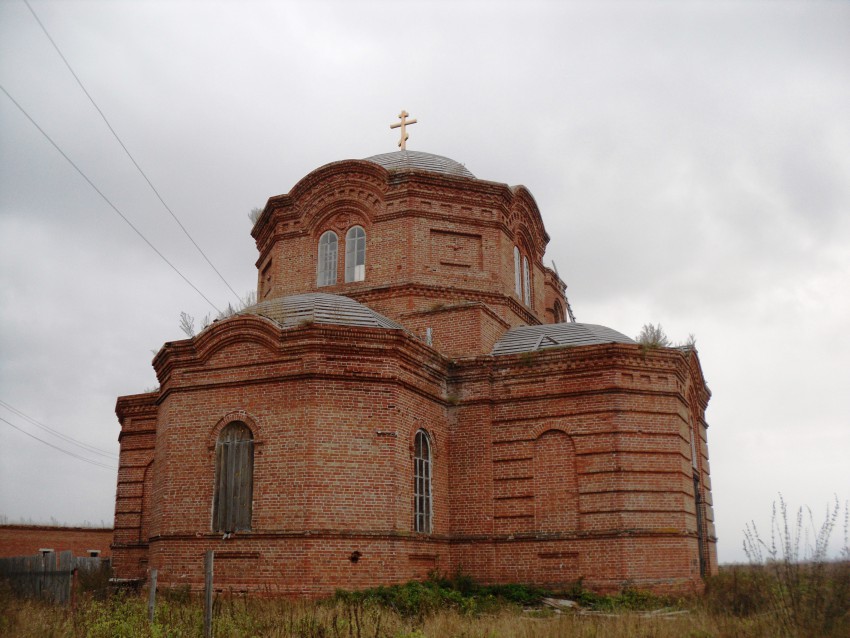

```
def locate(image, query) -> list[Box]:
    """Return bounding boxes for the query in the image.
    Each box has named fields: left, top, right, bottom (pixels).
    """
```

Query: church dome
left=239, top=293, right=405, bottom=331
left=364, top=150, right=475, bottom=179
left=491, top=322, right=635, bottom=356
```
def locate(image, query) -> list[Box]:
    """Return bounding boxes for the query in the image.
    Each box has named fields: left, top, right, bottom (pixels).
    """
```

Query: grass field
left=1, top=562, right=848, bottom=638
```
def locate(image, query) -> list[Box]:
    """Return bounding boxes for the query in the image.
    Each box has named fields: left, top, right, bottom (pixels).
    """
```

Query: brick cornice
left=345, top=282, right=540, bottom=326
left=252, top=158, right=551, bottom=270
left=115, top=392, right=158, bottom=421
left=401, top=300, right=511, bottom=330
left=145, top=527, right=700, bottom=545
left=151, top=316, right=451, bottom=404
left=253, top=160, right=388, bottom=241
left=451, top=343, right=701, bottom=379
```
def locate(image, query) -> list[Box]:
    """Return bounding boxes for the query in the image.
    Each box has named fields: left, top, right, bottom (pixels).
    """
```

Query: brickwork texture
left=0, top=525, right=113, bottom=558
left=112, top=153, right=716, bottom=595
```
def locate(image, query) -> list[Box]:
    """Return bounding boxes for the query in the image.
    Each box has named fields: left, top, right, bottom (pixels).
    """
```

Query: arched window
left=317, top=231, right=338, bottom=287
left=413, top=430, right=432, bottom=533
left=513, top=246, right=522, bottom=298
left=344, top=226, right=366, bottom=282
left=522, top=255, right=531, bottom=306
left=213, top=422, right=254, bottom=533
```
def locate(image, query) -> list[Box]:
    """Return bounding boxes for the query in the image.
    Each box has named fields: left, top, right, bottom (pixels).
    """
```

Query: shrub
left=636, top=323, right=671, bottom=348
left=705, top=564, right=773, bottom=617
left=734, top=495, right=850, bottom=637
left=561, top=580, right=675, bottom=612
left=336, top=573, right=552, bottom=618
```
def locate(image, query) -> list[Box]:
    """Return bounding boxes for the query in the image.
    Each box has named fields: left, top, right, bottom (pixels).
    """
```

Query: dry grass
left=2, top=567, right=848, bottom=638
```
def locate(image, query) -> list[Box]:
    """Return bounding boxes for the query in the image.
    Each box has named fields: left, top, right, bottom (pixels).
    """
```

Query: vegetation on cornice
left=636, top=323, right=697, bottom=352
left=178, top=290, right=257, bottom=338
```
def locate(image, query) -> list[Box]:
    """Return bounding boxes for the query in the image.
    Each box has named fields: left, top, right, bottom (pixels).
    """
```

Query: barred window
left=413, top=430, right=432, bottom=533
left=213, top=422, right=254, bottom=533
left=317, top=231, right=338, bottom=287
left=344, top=226, right=366, bottom=282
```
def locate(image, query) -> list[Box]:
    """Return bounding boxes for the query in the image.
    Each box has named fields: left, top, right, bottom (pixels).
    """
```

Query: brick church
left=112, top=125, right=716, bottom=594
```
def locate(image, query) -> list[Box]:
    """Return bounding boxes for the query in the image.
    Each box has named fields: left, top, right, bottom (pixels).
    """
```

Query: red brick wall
left=112, top=392, right=157, bottom=579
left=111, top=159, right=715, bottom=594
left=441, top=344, right=713, bottom=592
left=251, top=161, right=566, bottom=349
left=113, top=322, right=714, bottom=594
left=399, top=302, right=511, bottom=357
left=0, top=525, right=113, bottom=558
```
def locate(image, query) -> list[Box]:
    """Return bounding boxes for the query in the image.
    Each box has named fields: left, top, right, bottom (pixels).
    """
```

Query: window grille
left=344, top=226, right=366, bottom=282
left=413, top=430, right=432, bottom=533
left=317, top=231, right=338, bottom=287
left=213, top=422, right=254, bottom=533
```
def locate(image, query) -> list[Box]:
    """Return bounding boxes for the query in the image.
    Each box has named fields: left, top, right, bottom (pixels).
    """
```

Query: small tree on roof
left=636, top=323, right=671, bottom=348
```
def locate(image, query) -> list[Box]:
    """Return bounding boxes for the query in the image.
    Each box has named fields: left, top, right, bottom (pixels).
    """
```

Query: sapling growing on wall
left=179, top=311, right=196, bottom=338
left=178, top=291, right=259, bottom=338
left=636, top=324, right=697, bottom=350
left=636, top=323, right=671, bottom=348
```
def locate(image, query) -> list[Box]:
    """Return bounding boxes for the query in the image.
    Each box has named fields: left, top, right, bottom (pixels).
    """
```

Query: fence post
left=148, top=568, right=158, bottom=622
left=70, top=567, right=78, bottom=611
left=203, top=551, right=214, bottom=638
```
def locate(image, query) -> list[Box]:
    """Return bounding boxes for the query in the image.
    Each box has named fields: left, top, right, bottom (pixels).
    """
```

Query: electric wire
left=0, top=417, right=118, bottom=471
left=0, top=399, right=117, bottom=459
left=23, top=0, right=243, bottom=304
left=0, top=84, right=222, bottom=313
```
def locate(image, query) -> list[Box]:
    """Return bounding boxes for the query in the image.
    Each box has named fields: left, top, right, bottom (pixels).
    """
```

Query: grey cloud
left=1, top=0, right=848, bottom=561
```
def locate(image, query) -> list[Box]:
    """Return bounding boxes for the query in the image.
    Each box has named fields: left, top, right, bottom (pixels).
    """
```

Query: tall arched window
left=317, top=231, right=338, bottom=287
left=213, top=422, right=254, bottom=533
left=344, top=226, right=366, bottom=282
left=522, top=255, right=531, bottom=306
left=513, top=246, right=522, bottom=298
left=413, top=430, right=432, bottom=533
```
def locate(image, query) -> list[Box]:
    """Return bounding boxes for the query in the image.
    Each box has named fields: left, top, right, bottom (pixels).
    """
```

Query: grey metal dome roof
left=491, top=322, right=635, bottom=356
left=239, top=293, right=404, bottom=331
left=364, top=150, right=475, bottom=178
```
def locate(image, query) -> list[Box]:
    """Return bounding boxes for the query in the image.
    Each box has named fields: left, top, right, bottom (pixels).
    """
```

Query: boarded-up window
left=213, top=422, right=254, bottom=533
left=414, top=430, right=432, bottom=533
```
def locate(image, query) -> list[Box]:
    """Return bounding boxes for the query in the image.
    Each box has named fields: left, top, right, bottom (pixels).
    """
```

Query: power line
left=0, top=416, right=118, bottom=471
left=0, top=399, right=117, bottom=459
left=23, top=0, right=243, bottom=304
left=0, top=84, right=222, bottom=313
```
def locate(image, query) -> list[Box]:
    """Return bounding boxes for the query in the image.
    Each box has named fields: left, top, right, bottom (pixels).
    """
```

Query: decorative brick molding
left=111, top=152, right=715, bottom=594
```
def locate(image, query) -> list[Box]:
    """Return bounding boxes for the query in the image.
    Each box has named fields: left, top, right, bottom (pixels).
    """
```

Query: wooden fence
left=0, top=550, right=109, bottom=604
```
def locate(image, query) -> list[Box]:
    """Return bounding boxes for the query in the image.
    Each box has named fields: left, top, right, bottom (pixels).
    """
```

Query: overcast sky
left=1, top=0, right=848, bottom=563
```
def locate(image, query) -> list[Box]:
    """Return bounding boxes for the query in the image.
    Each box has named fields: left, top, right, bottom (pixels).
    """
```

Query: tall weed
left=716, top=495, right=850, bottom=637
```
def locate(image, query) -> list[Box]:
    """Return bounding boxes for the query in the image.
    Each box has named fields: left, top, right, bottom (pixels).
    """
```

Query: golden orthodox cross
left=390, top=110, right=417, bottom=150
